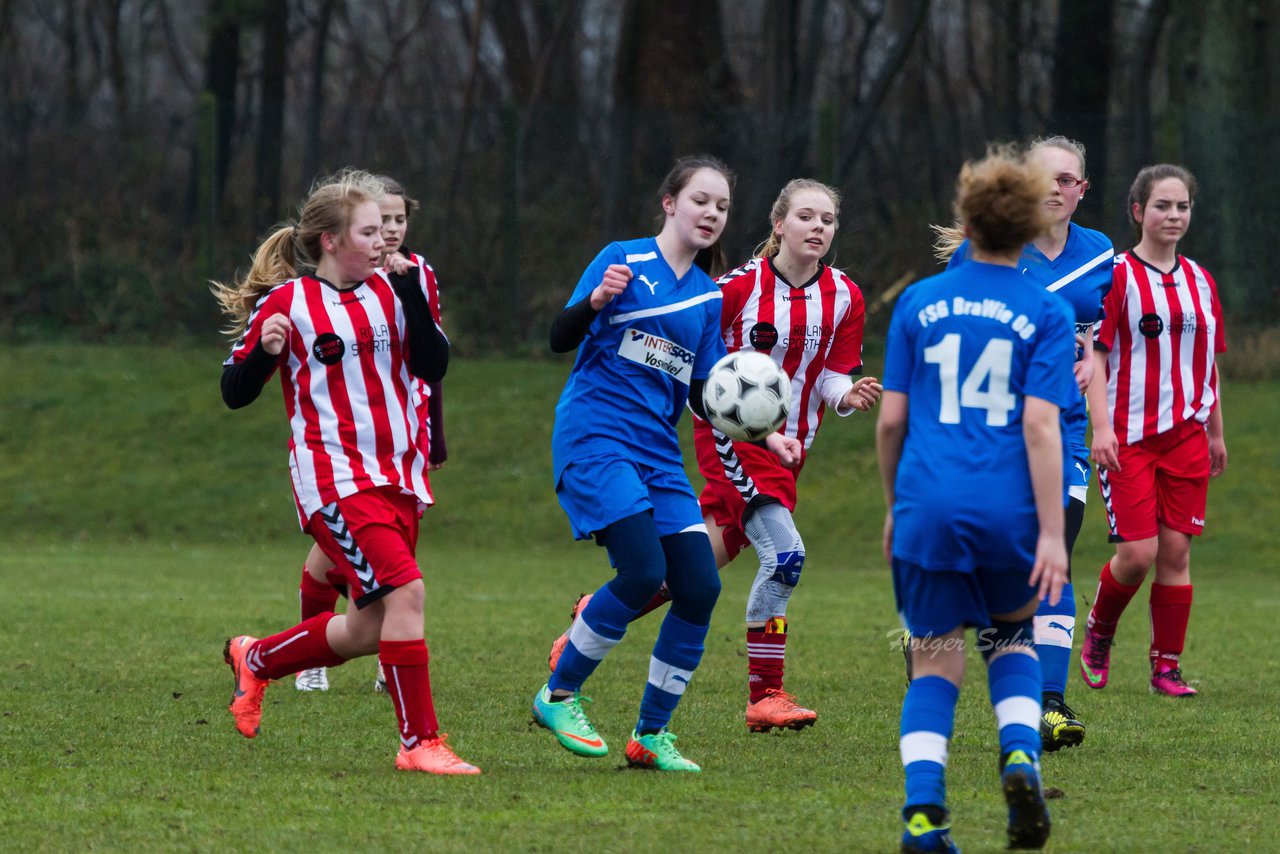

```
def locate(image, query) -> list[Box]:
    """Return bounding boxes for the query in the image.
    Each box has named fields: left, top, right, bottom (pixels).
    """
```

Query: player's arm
left=875, top=390, right=908, bottom=566
left=427, top=382, right=447, bottom=468
left=387, top=268, right=449, bottom=382
left=1086, top=345, right=1118, bottom=472
left=1023, top=395, right=1067, bottom=605
left=1208, top=365, right=1227, bottom=477
left=550, top=262, right=632, bottom=353
left=221, top=313, right=289, bottom=409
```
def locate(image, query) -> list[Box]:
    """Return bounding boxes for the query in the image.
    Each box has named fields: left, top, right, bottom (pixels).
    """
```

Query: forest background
left=1, top=0, right=1277, bottom=353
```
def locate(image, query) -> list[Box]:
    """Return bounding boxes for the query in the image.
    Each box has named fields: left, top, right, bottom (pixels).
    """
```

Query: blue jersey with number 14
left=884, top=262, right=1077, bottom=573
left=949, top=224, right=1113, bottom=460
left=552, top=237, right=726, bottom=481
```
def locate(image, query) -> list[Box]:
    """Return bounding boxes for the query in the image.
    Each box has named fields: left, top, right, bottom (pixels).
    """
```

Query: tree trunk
left=1049, top=0, right=1112, bottom=224
left=253, top=0, right=288, bottom=235
left=302, top=0, right=337, bottom=185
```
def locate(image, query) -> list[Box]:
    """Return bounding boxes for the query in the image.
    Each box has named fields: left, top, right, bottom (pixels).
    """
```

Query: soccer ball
left=702, top=351, right=791, bottom=442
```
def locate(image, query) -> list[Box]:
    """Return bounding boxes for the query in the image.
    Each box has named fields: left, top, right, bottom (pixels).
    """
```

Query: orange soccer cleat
left=224, top=635, right=269, bottom=738
left=745, top=688, right=818, bottom=733
left=547, top=592, right=593, bottom=672
left=395, top=735, right=481, bottom=775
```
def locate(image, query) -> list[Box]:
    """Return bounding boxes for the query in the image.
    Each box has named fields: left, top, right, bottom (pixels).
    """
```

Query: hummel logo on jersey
left=1048, top=621, right=1074, bottom=638
left=638, top=274, right=660, bottom=295
left=1192, top=516, right=1205, bottom=526
left=619, top=328, right=694, bottom=384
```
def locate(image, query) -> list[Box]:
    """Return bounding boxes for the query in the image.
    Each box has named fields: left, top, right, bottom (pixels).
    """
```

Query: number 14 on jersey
left=923, top=334, right=1015, bottom=426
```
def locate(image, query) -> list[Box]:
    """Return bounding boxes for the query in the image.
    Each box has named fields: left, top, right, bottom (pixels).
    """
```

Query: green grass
left=2, top=345, right=1279, bottom=851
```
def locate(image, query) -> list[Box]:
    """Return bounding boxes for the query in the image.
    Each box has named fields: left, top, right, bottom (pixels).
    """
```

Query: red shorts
left=1099, top=419, right=1210, bottom=542
left=305, top=486, right=422, bottom=608
left=694, top=422, right=802, bottom=556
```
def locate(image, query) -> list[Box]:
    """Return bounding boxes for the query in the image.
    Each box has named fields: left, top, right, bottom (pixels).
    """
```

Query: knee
left=980, top=616, right=1035, bottom=663
left=769, top=548, right=806, bottom=588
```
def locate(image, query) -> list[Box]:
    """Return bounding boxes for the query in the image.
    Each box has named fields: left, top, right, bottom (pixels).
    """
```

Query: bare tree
left=253, top=0, right=288, bottom=234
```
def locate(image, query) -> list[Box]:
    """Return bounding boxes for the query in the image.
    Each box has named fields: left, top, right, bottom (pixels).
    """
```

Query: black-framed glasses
left=1055, top=176, right=1085, bottom=188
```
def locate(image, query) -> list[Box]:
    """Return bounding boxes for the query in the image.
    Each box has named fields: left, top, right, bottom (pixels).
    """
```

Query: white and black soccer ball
left=702, top=351, right=792, bottom=442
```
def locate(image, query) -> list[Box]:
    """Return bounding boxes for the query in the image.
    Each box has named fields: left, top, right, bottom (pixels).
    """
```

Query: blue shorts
left=557, top=455, right=705, bottom=541
left=893, top=558, right=1038, bottom=637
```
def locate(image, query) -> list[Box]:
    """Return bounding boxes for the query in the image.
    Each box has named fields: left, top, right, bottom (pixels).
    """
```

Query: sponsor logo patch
left=749, top=322, right=778, bottom=350
left=618, top=328, right=695, bottom=384
left=1139, top=313, right=1164, bottom=338
left=312, top=332, right=346, bottom=365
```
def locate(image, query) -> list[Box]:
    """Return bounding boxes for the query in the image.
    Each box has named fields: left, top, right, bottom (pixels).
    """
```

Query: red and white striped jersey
left=1097, top=252, right=1226, bottom=445
left=719, top=258, right=866, bottom=450
left=225, top=274, right=433, bottom=526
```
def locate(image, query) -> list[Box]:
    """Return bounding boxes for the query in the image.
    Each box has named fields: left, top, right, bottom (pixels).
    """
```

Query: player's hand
left=590, top=264, right=632, bottom=310
left=842, top=376, right=883, bottom=412
left=1029, top=531, right=1068, bottom=606
left=1073, top=338, right=1094, bottom=394
left=1209, top=435, right=1227, bottom=477
left=764, top=432, right=802, bottom=468
left=260, top=313, right=292, bottom=356
left=428, top=461, right=445, bottom=472
left=1090, top=425, right=1120, bottom=473
left=881, top=511, right=894, bottom=568
left=382, top=252, right=417, bottom=275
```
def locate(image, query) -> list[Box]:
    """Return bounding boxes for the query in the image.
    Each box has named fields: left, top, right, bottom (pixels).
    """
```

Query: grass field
left=2, top=345, right=1278, bottom=852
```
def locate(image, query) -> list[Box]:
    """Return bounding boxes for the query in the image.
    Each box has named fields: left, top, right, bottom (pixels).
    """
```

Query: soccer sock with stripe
left=380, top=639, right=439, bottom=748
left=636, top=611, right=708, bottom=734
left=987, top=649, right=1042, bottom=761
left=245, top=613, right=346, bottom=680
left=299, top=565, right=340, bottom=620
left=900, top=675, right=958, bottom=811
left=1034, top=583, right=1075, bottom=700
left=746, top=617, right=786, bottom=702
left=548, top=584, right=636, bottom=694
left=1148, top=582, right=1193, bottom=672
left=1088, top=560, right=1141, bottom=635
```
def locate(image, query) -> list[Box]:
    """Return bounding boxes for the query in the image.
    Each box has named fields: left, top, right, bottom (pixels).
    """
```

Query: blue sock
left=549, top=585, right=637, bottom=693
left=900, top=675, right=958, bottom=812
left=1034, top=582, right=1075, bottom=699
left=636, top=611, right=708, bottom=733
left=988, top=649, right=1042, bottom=761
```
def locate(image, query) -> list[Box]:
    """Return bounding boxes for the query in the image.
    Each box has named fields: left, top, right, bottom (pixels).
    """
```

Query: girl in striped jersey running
left=1080, top=164, right=1227, bottom=698
left=545, top=180, right=881, bottom=734
left=701, top=179, right=880, bottom=732
left=292, top=176, right=448, bottom=696
left=213, top=169, right=479, bottom=775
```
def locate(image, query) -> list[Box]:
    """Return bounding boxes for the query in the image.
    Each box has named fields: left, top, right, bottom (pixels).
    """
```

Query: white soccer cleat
left=295, top=667, right=330, bottom=692
left=374, top=662, right=388, bottom=693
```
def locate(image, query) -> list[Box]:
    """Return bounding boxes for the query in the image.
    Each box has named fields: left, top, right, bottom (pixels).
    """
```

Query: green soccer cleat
left=625, top=729, right=701, bottom=772
left=531, top=683, right=608, bottom=757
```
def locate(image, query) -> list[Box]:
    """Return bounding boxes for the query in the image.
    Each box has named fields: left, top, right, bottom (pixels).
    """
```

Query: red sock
left=1149, top=583, right=1193, bottom=671
left=1088, top=561, right=1141, bottom=635
left=746, top=617, right=787, bottom=703
left=247, top=613, right=346, bottom=680
left=631, top=588, right=671, bottom=621
left=380, top=639, right=439, bottom=749
left=299, top=565, right=340, bottom=620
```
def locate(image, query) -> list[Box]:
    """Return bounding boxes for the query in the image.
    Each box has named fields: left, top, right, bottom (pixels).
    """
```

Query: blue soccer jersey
left=884, top=262, right=1078, bottom=572
left=552, top=237, right=727, bottom=482
left=950, top=225, right=1113, bottom=493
